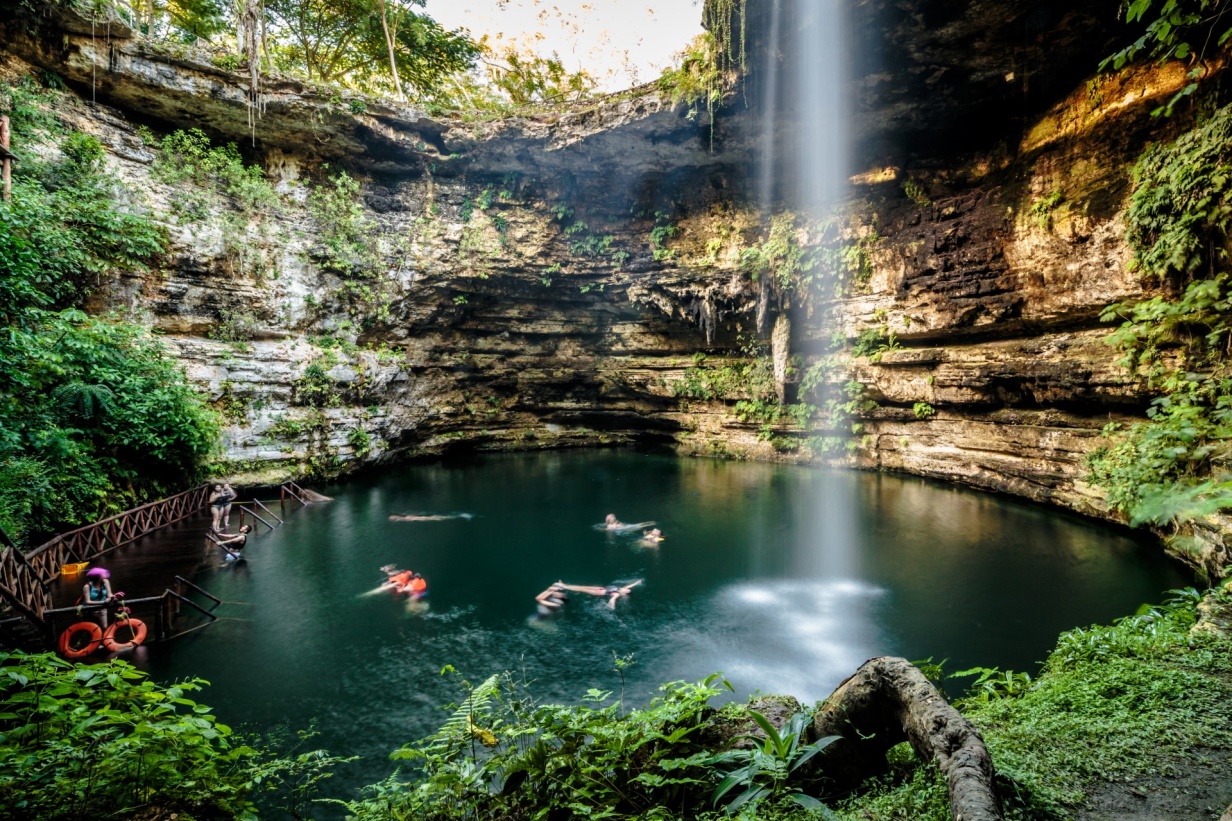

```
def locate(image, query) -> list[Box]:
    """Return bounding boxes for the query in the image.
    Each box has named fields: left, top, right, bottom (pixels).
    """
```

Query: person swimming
left=379, top=565, right=428, bottom=598
left=640, top=528, right=664, bottom=545
left=554, top=579, right=643, bottom=610
left=595, top=515, right=655, bottom=533
left=389, top=513, right=473, bottom=522
left=534, top=584, right=569, bottom=617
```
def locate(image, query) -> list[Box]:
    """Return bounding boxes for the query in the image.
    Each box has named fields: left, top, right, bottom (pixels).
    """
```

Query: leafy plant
left=1101, top=0, right=1232, bottom=115
left=309, top=168, right=377, bottom=276
left=913, top=402, right=936, bottom=420
left=1029, top=190, right=1064, bottom=230
left=0, top=652, right=259, bottom=819
left=951, top=667, right=1033, bottom=704
left=1088, top=104, right=1232, bottom=530
left=152, top=128, right=278, bottom=211
left=708, top=710, right=840, bottom=815
left=902, top=178, right=931, bottom=207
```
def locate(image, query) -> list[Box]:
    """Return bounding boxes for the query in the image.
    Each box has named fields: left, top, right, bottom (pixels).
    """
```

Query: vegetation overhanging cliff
left=2, top=0, right=1232, bottom=585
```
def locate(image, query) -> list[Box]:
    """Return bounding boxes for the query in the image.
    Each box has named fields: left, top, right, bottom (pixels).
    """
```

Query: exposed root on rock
left=812, top=656, right=1002, bottom=821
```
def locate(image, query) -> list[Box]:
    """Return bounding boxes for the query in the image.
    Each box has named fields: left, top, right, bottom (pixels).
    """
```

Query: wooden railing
left=0, top=485, right=212, bottom=631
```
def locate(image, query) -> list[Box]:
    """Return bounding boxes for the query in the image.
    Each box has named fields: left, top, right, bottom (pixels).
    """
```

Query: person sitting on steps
left=216, top=525, right=251, bottom=561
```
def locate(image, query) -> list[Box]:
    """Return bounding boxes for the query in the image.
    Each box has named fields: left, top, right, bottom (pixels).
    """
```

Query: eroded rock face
left=0, top=2, right=1210, bottom=567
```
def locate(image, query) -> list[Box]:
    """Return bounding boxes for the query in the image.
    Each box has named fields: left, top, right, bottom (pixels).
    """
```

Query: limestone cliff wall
left=0, top=2, right=1210, bottom=560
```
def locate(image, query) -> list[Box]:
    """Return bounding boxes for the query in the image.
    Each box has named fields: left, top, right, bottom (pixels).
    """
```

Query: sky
left=422, top=0, right=706, bottom=92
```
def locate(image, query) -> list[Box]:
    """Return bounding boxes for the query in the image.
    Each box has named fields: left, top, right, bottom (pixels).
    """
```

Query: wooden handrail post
left=1, top=115, right=11, bottom=203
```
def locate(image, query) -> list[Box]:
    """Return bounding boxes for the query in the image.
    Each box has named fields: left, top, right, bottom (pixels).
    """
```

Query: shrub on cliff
left=0, top=78, right=220, bottom=544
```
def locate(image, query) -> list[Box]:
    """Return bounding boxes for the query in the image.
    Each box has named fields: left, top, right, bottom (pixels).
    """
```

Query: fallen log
left=811, top=656, right=1002, bottom=821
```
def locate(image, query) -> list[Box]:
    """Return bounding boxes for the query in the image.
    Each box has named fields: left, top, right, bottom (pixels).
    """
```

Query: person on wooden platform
left=209, top=484, right=228, bottom=531
left=83, top=567, right=114, bottom=627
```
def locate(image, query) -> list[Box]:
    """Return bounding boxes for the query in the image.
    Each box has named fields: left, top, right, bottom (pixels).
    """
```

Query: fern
left=425, top=673, right=502, bottom=758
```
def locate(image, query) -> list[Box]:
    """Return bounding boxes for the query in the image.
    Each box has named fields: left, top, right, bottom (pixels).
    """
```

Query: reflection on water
left=141, top=450, right=1186, bottom=804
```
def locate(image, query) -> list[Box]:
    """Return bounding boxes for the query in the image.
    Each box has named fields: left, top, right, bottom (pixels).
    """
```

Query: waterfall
left=759, top=0, right=860, bottom=580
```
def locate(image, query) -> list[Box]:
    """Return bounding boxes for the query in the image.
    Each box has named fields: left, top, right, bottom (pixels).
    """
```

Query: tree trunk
left=811, top=656, right=1002, bottom=821
left=376, top=0, right=405, bottom=101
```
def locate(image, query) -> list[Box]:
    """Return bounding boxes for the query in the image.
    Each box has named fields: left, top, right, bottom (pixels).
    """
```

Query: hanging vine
left=702, top=0, right=748, bottom=75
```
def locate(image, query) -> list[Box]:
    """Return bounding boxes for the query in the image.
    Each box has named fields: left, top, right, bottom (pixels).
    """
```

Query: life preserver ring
left=58, top=622, right=103, bottom=659
left=102, top=618, right=147, bottom=652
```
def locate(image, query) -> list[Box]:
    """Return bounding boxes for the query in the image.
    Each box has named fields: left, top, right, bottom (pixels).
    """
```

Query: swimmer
left=595, top=516, right=656, bottom=533
left=602, top=579, right=642, bottom=609
left=534, top=584, right=569, bottom=616
left=555, top=579, right=643, bottom=609
left=640, top=528, right=664, bottom=546
left=389, top=513, right=473, bottom=522
left=378, top=566, right=428, bottom=598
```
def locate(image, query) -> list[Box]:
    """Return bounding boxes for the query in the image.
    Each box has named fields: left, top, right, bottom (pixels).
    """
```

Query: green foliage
left=673, top=352, right=776, bottom=402
left=658, top=33, right=725, bottom=130
left=1028, top=190, right=1063, bottom=231
left=740, top=213, right=812, bottom=291
left=265, top=0, right=480, bottom=92
left=1, top=128, right=166, bottom=318
left=343, top=670, right=758, bottom=820
left=702, top=0, right=748, bottom=75
left=742, top=212, right=878, bottom=300
left=151, top=128, right=278, bottom=211
left=836, top=589, right=1232, bottom=819
left=348, top=425, right=372, bottom=457
left=651, top=225, right=681, bottom=261
left=901, top=178, right=930, bottom=207
left=210, top=306, right=260, bottom=348
left=1101, top=0, right=1232, bottom=115
left=1089, top=105, right=1232, bottom=528
left=0, top=75, right=65, bottom=144
left=481, top=45, right=597, bottom=106
left=950, top=667, right=1032, bottom=705
left=0, top=651, right=357, bottom=820
left=0, top=116, right=218, bottom=544
left=912, top=402, right=936, bottom=421
left=851, top=329, right=898, bottom=360
left=708, top=710, right=840, bottom=816
left=309, top=168, right=377, bottom=276
left=0, top=312, right=221, bottom=543
left=0, top=652, right=260, bottom=819
left=967, top=588, right=1232, bottom=813
left=293, top=352, right=342, bottom=408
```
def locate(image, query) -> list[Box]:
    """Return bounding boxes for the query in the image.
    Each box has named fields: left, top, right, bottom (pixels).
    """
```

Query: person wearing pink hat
left=83, top=568, right=114, bottom=627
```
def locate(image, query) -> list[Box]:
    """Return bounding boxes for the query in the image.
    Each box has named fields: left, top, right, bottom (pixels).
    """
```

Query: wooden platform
left=50, top=508, right=216, bottom=608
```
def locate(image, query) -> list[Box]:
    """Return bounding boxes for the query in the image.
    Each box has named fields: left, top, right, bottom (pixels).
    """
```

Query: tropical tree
left=264, top=0, right=478, bottom=93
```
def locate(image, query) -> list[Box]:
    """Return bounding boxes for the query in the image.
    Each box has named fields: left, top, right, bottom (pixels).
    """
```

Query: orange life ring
left=102, top=618, right=148, bottom=652
left=58, top=622, right=103, bottom=659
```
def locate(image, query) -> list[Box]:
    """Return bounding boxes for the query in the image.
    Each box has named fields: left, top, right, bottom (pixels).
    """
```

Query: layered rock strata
left=2, top=2, right=1217, bottom=566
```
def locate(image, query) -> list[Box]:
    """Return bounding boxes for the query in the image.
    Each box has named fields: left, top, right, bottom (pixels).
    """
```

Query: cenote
left=143, top=449, right=1185, bottom=802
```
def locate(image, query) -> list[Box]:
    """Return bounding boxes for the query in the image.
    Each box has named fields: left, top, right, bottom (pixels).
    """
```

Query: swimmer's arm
left=555, top=583, right=606, bottom=596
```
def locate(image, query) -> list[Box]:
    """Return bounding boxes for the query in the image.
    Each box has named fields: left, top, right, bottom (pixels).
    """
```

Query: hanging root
left=811, top=656, right=1002, bottom=821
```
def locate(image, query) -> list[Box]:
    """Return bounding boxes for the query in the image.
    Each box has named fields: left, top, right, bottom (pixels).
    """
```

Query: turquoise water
left=143, top=450, right=1186, bottom=803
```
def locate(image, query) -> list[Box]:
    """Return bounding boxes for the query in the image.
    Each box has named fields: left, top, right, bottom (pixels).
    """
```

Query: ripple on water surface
left=141, top=450, right=1186, bottom=803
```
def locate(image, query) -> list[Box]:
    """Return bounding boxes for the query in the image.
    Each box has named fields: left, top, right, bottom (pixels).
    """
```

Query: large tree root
left=811, top=656, right=1002, bottom=821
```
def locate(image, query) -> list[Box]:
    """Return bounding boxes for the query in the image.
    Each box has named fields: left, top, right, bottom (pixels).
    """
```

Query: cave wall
left=0, top=1, right=1205, bottom=546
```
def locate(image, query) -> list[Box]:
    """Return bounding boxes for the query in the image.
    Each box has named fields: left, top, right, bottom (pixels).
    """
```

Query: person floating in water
left=534, top=584, right=569, bottom=616
left=640, top=528, right=664, bottom=546
left=379, top=565, right=428, bottom=598
left=555, top=579, right=643, bottom=610
left=389, top=513, right=472, bottom=522
left=597, top=515, right=654, bottom=533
